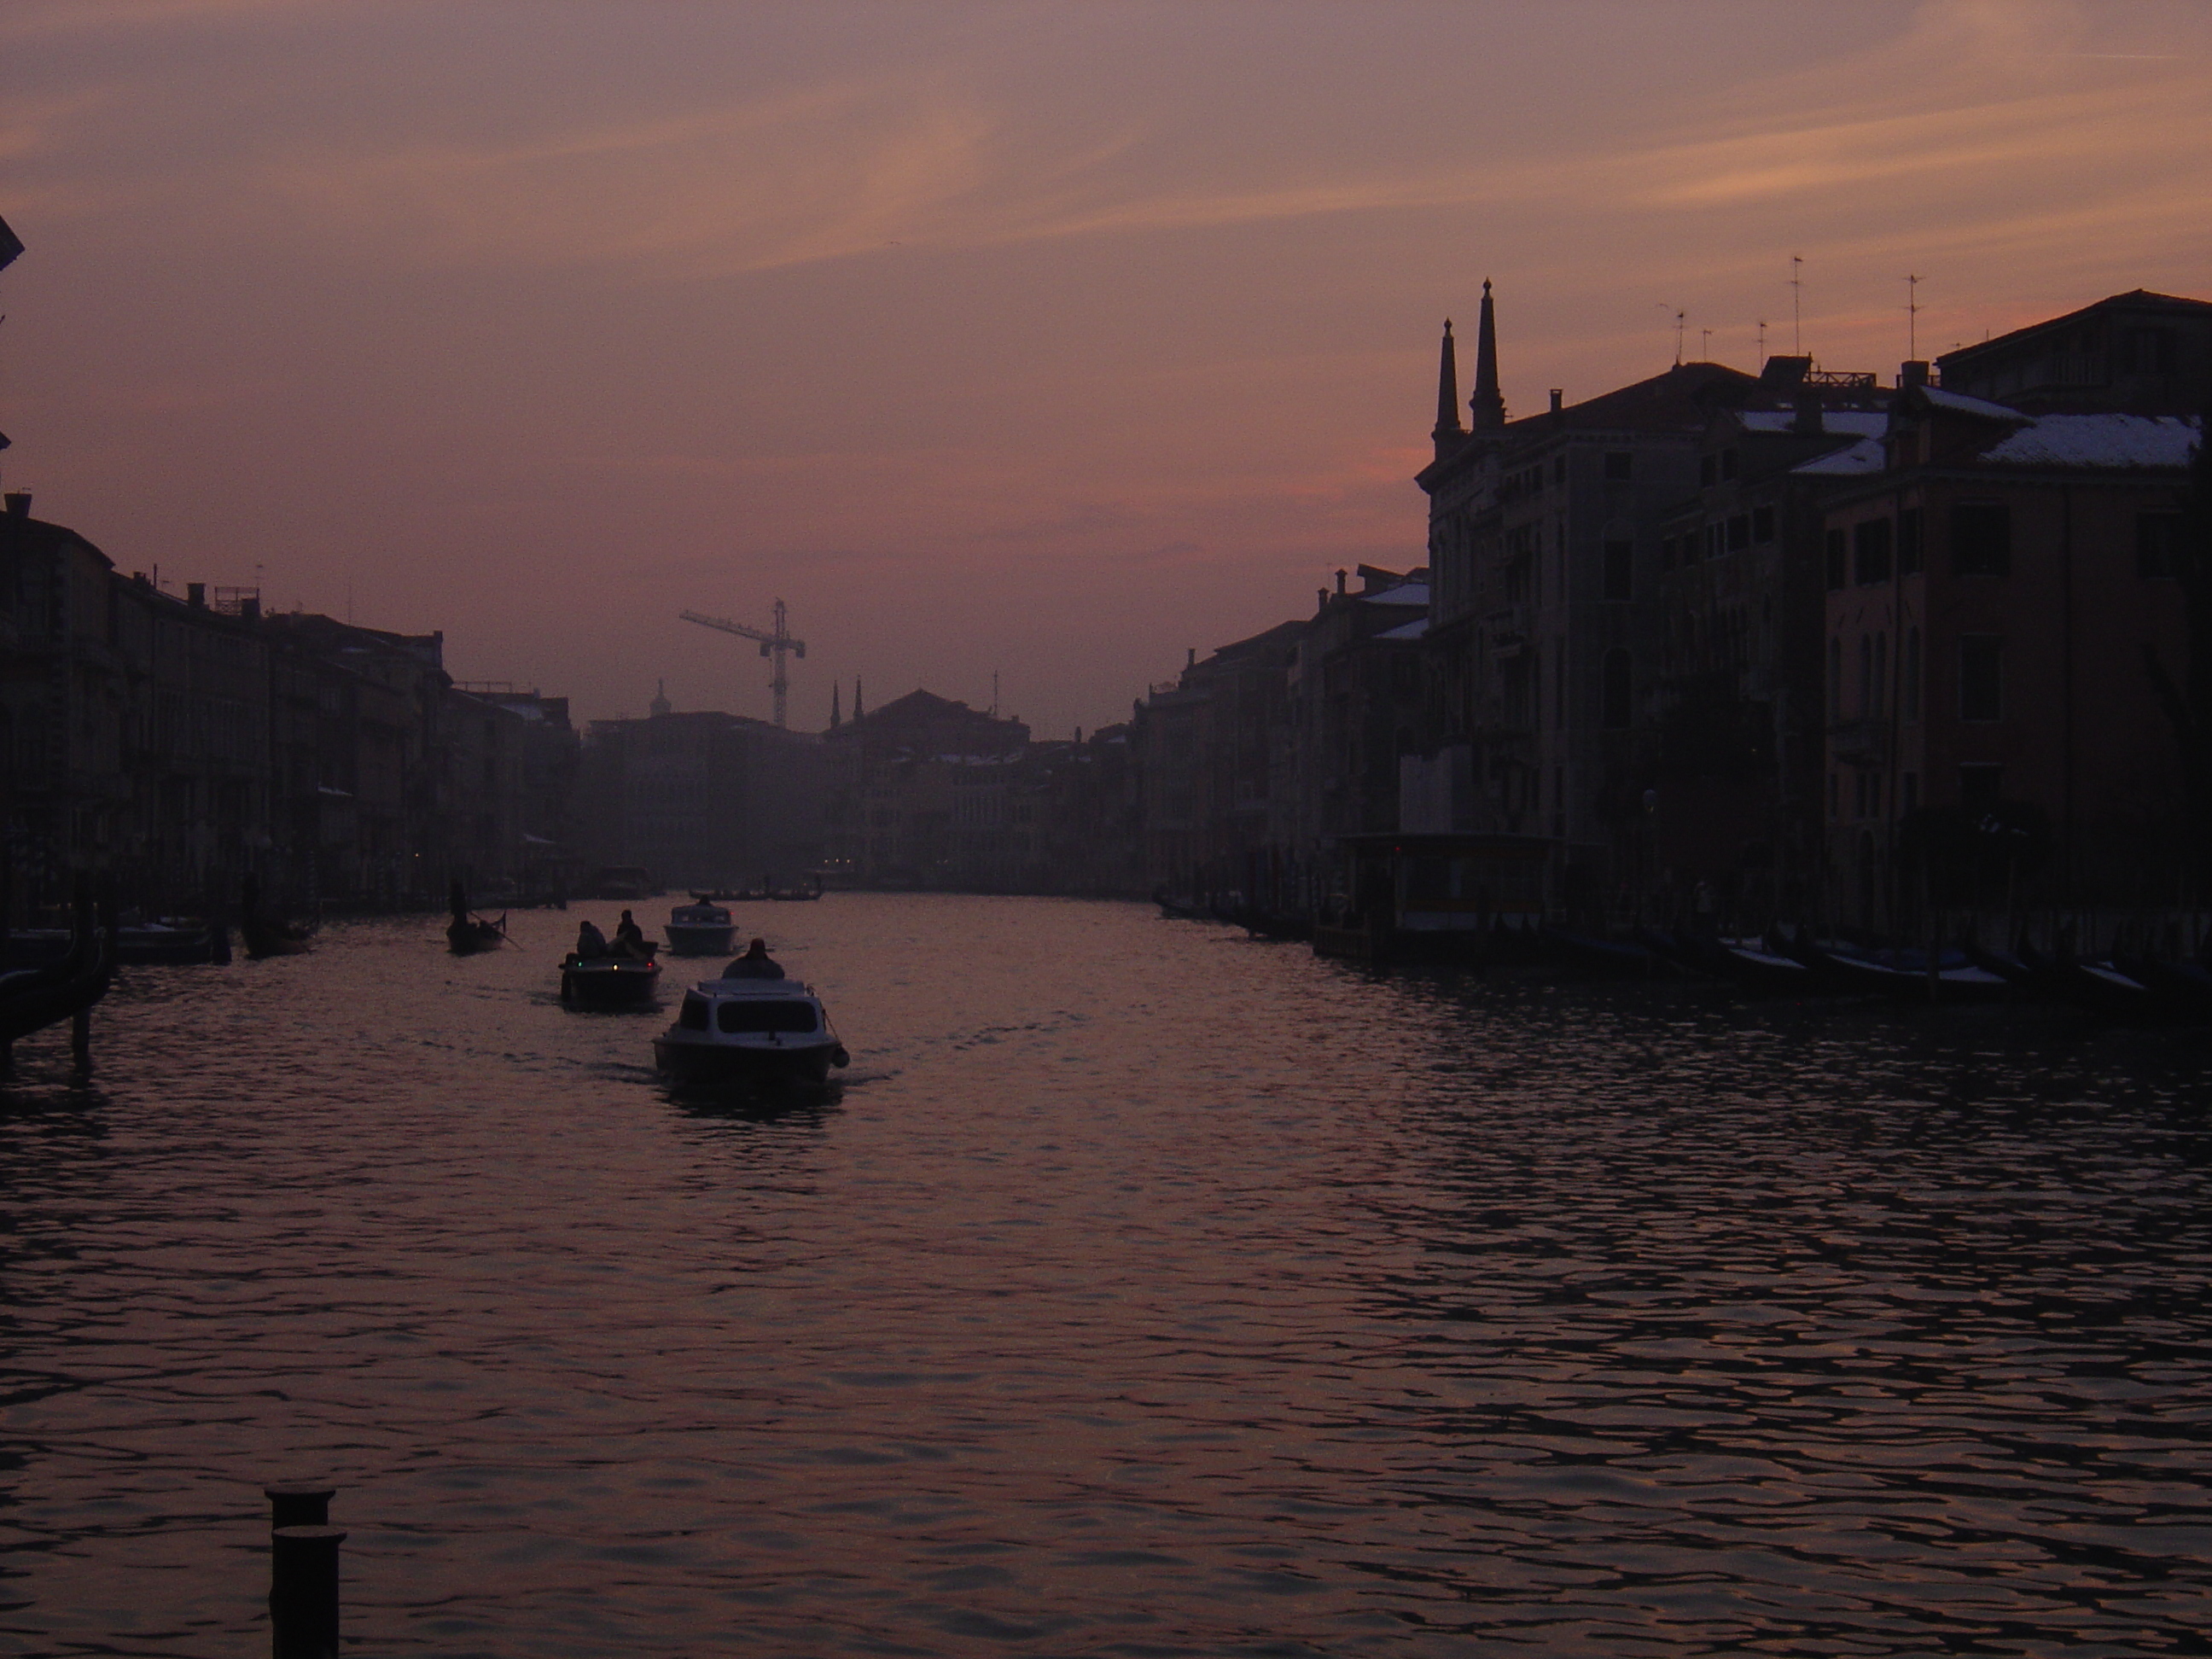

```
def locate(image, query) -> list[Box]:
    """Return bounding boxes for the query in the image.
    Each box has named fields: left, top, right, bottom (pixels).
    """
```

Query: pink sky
left=3, top=0, right=2208, bottom=735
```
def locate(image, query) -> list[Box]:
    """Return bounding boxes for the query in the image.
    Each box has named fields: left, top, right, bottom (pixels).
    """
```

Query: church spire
left=830, top=682, right=841, bottom=729
left=1469, top=279, right=1505, bottom=430
left=1431, top=317, right=1465, bottom=461
left=649, top=678, right=672, bottom=718
left=853, top=677, right=864, bottom=720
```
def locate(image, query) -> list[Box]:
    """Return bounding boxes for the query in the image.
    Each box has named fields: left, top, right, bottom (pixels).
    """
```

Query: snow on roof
left=1981, top=413, right=2199, bottom=469
left=1738, top=410, right=1890, bottom=438
left=1363, top=582, right=1429, bottom=608
left=1791, top=437, right=1887, bottom=476
left=1920, top=386, right=2024, bottom=421
left=1376, top=616, right=1429, bottom=642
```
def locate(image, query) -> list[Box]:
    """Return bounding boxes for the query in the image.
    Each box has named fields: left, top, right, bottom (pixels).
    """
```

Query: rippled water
left=3, top=894, right=2210, bottom=1656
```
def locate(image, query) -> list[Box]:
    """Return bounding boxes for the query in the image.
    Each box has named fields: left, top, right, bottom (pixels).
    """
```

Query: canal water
left=3, top=894, right=2209, bottom=1656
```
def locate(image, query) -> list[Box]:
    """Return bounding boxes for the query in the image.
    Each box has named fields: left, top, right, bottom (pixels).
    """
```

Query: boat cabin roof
left=692, top=977, right=818, bottom=998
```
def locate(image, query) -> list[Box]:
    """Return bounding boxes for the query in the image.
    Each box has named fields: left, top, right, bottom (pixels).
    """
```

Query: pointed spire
left=1431, top=318, right=1465, bottom=461
left=853, top=677, right=864, bottom=720
left=1469, top=278, right=1505, bottom=430
left=830, top=682, right=841, bottom=729
left=649, top=678, right=672, bottom=718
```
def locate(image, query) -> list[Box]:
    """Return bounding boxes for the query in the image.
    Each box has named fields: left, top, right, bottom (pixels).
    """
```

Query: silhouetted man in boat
left=724, top=938, right=783, bottom=979
left=613, top=910, right=649, bottom=957
left=575, top=918, right=609, bottom=958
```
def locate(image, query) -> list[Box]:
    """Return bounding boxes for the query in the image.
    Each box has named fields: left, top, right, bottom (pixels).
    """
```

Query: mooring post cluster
left=264, top=1482, right=343, bottom=1659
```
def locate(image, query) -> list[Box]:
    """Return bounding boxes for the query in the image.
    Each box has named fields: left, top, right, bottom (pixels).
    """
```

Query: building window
left=1752, top=505, right=1775, bottom=544
left=1721, top=448, right=1739, bottom=481
left=1825, top=529, right=1847, bottom=591
left=1700, top=454, right=1717, bottom=487
left=1727, top=515, right=1750, bottom=553
left=1661, top=535, right=1677, bottom=572
left=1959, top=635, right=2003, bottom=721
left=1959, top=763, right=2004, bottom=813
left=1706, top=523, right=1724, bottom=560
left=1854, top=771, right=1866, bottom=818
left=1903, top=627, right=1921, bottom=721
left=1854, top=518, right=1894, bottom=585
left=1898, top=507, right=1924, bottom=575
left=2139, top=512, right=2183, bottom=579
left=1554, top=456, right=1567, bottom=485
left=1602, top=649, right=1632, bottom=729
left=1604, top=539, right=1633, bottom=601
left=1604, top=451, right=1633, bottom=482
left=1901, top=771, right=1919, bottom=812
left=1951, top=503, right=2011, bottom=575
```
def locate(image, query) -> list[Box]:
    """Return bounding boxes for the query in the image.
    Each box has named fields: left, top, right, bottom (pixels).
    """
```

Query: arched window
left=1904, top=627, right=1922, bottom=721
left=1602, top=649, right=1633, bottom=730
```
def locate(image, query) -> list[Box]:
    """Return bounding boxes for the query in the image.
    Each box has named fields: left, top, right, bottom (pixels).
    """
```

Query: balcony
left=1827, top=717, right=1890, bottom=765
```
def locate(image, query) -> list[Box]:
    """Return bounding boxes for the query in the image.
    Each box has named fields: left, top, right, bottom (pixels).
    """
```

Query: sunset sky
left=3, top=0, right=2208, bottom=736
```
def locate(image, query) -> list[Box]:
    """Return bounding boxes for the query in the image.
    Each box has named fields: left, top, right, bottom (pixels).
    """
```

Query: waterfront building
left=821, top=690, right=1027, bottom=888
left=581, top=704, right=824, bottom=891
left=1648, top=359, right=1895, bottom=919
left=1415, top=288, right=1761, bottom=912
left=1819, top=380, right=2200, bottom=925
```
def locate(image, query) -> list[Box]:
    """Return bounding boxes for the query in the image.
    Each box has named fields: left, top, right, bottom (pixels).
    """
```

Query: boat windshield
left=716, top=999, right=818, bottom=1034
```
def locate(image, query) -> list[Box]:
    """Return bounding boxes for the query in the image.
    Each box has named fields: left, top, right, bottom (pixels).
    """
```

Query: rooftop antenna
left=1906, top=272, right=1922, bottom=359
left=1790, top=254, right=1803, bottom=354
left=991, top=668, right=1000, bottom=718
left=1756, top=319, right=1767, bottom=363
left=679, top=597, right=807, bottom=727
left=1656, top=303, right=1685, bottom=366
left=1699, top=327, right=1713, bottom=362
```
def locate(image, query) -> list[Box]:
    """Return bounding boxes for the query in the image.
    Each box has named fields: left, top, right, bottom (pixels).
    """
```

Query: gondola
left=445, top=882, right=508, bottom=954
left=1538, top=925, right=1670, bottom=978
left=0, top=882, right=114, bottom=1054
left=238, top=875, right=315, bottom=959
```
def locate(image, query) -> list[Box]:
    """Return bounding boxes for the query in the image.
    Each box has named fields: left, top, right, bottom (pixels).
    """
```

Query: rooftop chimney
left=3, top=491, right=29, bottom=518
left=1549, top=388, right=1563, bottom=415
left=1334, top=569, right=1347, bottom=597
left=1790, top=392, right=1824, bottom=436
left=1898, top=359, right=1930, bottom=389
left=187, top=581, right=207, bottom=608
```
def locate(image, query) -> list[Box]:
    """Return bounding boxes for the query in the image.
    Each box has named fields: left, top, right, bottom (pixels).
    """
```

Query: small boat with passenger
left=665, top=897, right=736, bottom=957
left=560, top=915, right=661, bottom=1008
left=652, top=938, right=849, bottom=1086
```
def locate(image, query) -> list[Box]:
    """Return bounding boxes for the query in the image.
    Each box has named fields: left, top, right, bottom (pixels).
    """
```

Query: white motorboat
left=665, top=898, right=736, bottom=957
left=653, top=975, right=850, bottom=1086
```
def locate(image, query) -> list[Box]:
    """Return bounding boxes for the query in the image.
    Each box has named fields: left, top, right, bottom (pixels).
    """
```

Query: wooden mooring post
left=265, top=1484, right=343, bottom=1659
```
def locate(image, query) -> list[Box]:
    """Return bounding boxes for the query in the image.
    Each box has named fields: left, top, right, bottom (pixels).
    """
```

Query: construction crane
left=679, top=599, right=806, bottom=728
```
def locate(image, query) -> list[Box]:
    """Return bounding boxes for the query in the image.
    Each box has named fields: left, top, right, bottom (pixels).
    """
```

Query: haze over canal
left=4, top=895, right=2209, bottom=1655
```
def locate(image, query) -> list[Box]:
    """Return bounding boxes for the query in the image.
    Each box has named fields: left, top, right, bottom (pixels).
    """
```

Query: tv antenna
left=1906, top=272, right=1922, bottom=359
left=1790, top=254, right=1803, bottom=354
left=680, top=598, right=807, bottom=728
left=1656, top=303, right=1685, bottom=366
